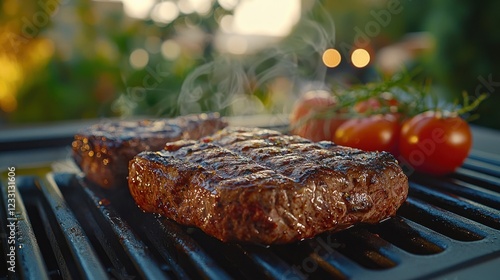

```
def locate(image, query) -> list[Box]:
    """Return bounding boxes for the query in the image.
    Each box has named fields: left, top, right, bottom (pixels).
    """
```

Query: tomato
left=333, top=114, right=400, bottom=155
left=290, top=91, right=346, bottom=142
left=354, top=98, right=382, bottom=113
left=399, top=111, right=472, bottom=175
left=354, top=94, right=399, bottom=114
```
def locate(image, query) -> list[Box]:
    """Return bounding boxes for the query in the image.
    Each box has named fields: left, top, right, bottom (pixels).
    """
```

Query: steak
left=72, top=113, right=227, bottom=189
left=128, top=127, right=409, bottom=244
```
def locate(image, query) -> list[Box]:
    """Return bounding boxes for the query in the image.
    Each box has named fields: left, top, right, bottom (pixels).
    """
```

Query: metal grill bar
left=305, top=237, right=361, bottom=279
left=0, top=176, right=49, bottom=280
left=230, top=244, right=300, bottom=279
left=394, top=217, right=451, bottom=250
left=332, top=229, right=398, bottom=269
left=37, top=174, right=109, bottom=279
left=1, top=149, right=500, bottom=280
left=364, top=217, right=445, bottom=255
left=155, top=219, right=233, bottom=280
left=399, top=197, right=486, bottom=241
left=453, top=167, right=500, bottom=190
left=120, top=199, right=232, bottom=280
left=35, top=188, right=78, bottom=279
left=463, top=158, right=500, bottom=177
left=133, top=217, right=193, bottom=279
left=68, top=174, right=169, bottom=279
left=346, top=227, right=411, bottom=263
left=469, top=150, right=500, bottom=166
left=409, top=182, right=500, bottom=229
left=414, top=176, right=500, bottom=210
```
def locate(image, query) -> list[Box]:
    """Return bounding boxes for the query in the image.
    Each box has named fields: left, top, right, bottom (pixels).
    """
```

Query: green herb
left=290, top=71, right=488, bottom=132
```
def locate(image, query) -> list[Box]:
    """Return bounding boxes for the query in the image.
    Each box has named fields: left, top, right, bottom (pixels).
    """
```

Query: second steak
left=72, top=113, right=227, bottom=189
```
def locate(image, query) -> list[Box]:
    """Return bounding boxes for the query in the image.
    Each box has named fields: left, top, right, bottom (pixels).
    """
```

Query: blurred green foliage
left=0, top=0, right=498, bottom=129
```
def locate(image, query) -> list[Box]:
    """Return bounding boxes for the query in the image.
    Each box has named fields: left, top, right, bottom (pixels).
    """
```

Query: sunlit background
left=1, top=0, right=499, bottom=129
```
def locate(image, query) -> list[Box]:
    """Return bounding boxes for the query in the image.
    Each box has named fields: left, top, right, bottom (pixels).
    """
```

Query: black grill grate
left=1, top=151, right=500, bottom=279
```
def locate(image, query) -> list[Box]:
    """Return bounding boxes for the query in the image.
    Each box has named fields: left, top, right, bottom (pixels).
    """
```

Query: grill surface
left=1, top=121, right=500, bottom=280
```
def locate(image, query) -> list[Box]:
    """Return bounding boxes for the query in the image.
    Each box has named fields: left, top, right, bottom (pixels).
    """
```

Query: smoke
left=177, top=57, right=250, bottom=115
left=176, top=0, right=337, bottom=117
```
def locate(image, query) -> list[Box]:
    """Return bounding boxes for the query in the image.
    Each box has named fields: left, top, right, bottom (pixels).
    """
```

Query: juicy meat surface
left=129, top=127, right=409, bottom=244
left=72, top=113, right=227, bottom=188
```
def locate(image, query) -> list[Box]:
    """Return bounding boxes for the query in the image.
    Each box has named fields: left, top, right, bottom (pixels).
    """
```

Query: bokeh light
left=219, top=15, right=234, bottom=33
left=179, top=0, right=213, bottom=15
left=322, top=48, right=341, bottom=68
left=217, top=0, right=239, bottom=11
left=231, top=0, right=300, bottom=37
left=129, top=49, right=149, bottom=69
left=122, top=0, right=156, bottom=19
left=151, top=1, right=179, bottom=24
left=351, top=48, right=370, bottom=68
left=161, top=40, right=181, bottom=60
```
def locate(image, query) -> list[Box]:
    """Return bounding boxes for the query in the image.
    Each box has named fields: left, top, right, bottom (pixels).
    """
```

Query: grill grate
left=1, top=151, right=500, bottom=279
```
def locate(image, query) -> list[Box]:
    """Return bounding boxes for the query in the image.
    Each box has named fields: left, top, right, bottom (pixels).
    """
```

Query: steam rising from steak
left=128, top=127, right=409, bottom=244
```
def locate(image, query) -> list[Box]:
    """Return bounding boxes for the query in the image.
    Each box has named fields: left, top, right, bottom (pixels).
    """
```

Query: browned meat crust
left=72, top=113, right=227, bottom=189
left=129, top=127, right=409, bottom=244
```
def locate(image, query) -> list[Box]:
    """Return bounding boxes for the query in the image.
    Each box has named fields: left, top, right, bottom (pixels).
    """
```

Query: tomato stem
left=456, top=91, right=488, bottom=117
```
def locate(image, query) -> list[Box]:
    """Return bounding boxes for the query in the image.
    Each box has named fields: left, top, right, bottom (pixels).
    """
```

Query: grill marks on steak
left=129, top=127, right=409, bottom=244
left=72, top=113, right=227, bottom=189
left=210, top=128, right=407, bottom=219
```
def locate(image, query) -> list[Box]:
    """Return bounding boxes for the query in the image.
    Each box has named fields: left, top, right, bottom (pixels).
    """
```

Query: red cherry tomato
left=290, top=91, right=346, bottom=142
left=354, top=94, right=399, bottom=114
left=333, top=114, right=400, bottom=155
left=354, top=98, right=382, bottom=113
left=399, top=111, right=472, bottom=175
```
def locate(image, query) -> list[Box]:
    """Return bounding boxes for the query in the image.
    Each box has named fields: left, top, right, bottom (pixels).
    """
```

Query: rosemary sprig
left=290, top=72, right=488, bottom=132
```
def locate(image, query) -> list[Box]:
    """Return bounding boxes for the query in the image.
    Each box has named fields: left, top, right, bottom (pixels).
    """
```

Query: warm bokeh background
left=1, top=0, right=499, bottom=129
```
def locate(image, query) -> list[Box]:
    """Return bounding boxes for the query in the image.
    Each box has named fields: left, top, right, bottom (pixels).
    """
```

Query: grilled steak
left=72, top=113, right=227, bottom=189
left=129, top=127, right=409, bottom=244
